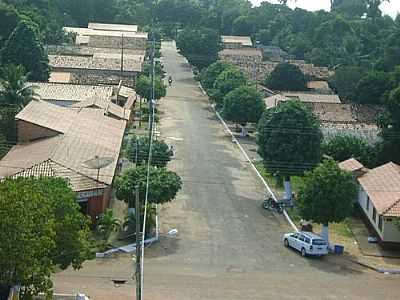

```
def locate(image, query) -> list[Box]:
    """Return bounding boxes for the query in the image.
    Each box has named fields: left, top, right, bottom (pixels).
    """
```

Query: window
left=366, top=196, right=370, bottom=210
left=378, top=215, right=383, bottom=231
left=299, top=235, right=305, bottom=242
left=305, top=237, right=310, bottom=244
left=372, top=207, right=377, bottom=223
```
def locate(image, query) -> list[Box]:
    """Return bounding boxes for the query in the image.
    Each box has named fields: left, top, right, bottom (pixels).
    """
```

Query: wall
left=17, top=120, right=59, bottom=143
left=357, top=187, right=384, bottom=240
left=382, top=218, right=400, bottom=243
left=87, top=187, right=112, bottom=220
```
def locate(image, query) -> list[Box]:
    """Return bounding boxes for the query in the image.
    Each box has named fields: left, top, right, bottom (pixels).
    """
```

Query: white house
left=339, top=159, right=400, bottom=246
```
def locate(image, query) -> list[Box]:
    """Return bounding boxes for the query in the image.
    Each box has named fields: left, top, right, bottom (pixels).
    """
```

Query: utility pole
left=121, top=34, right=124, bottom=80
left=135, top=185, right=141, bottom=300
left=148, top=37, right=156, bottom=141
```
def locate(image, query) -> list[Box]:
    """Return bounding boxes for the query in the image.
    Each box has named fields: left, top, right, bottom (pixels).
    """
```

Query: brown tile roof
left=307, top=81, right=330, bottom=91
left=358, top=162, right=400, bottom=217
left=49, top=55, right=142, bottom=72
left=281, top=92, right=341, bottom=104
left=49, top=72, right=71, bottom=83
left=46, top=45, right=146, bottom=57
left=219, top=48, right=262, bottom=57
left=338, top=158, right=364, bottom=172
left=1, top=101, right=126, bottom=187
left=29, top=82, right=113, bottom=103
left=71, top=97, right=130, bottom=121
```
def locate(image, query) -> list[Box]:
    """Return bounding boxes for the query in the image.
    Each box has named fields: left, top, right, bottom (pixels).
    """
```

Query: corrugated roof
left=358, top=162, right=400, bottom=217
left=64, top=27, right=148, bottom=38
left=2, top=101, right=126, bottom=187
left=222, top=35, right=253, bottom=47
left=71, top=97, right=130, bottom=121
left=49, top=55, right=142, bottom=73
left=93, top=52, right=145, bottom=62
left=219, top=48, right=262, bottom=57
left=338, top=158, right=364, bottom=173
left=88, top=23, right=138, bottom=32
left=29, top=82, right=113, bottom=103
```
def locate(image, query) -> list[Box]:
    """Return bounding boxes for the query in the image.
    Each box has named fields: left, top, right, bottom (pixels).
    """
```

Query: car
left=283, top=231, right=329, bottom=257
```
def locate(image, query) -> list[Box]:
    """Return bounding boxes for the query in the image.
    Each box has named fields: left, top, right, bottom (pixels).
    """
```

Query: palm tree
left=0, top=64, right=38, bottom=110
left=97, top=209, right=122, bottom=241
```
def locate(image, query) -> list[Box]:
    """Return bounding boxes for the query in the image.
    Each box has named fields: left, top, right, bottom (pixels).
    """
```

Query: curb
left=349, top=258, right=400, bottom=274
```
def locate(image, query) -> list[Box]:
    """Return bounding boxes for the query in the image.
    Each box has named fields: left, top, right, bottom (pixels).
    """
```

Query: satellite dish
left=82, top=155, right=114, bottom=170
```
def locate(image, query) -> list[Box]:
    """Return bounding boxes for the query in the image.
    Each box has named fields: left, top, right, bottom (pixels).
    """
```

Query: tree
left=257, top=101, right=322, bottom=199
left=0, top=177, right=92, bottom=298
left=222, top=86, right=265, bottom=136
left=329, top=66, right=365, bottom=102
left=114, top=166, right=182, bottom=207
left=135, top=75, right=166, bottom=101
left=97, top=209, right=121, bottom=241
left=143, top=61, right=165, bottom=79
left=264, top=63, right=307, bottom=91
left=176, top=27, right=220, bottom=69
left=199, top=61, right=233, bottom=92
left=1, top=20, right=49, bottom=81
left=0, top=64, right=37, bottom=109
left=354, top=71, right=391, bottom=104
left=232, top=15, right=255, bottom=36
left=322, top=135, right=376, bottom=167
left=126, top=136, right=173, bottom=168
left=0, top=2, right=21, bottom=47
left=332, top=0, right=368, bottom=19
left=297, top=159, right=358, bottom=244
left=212, top=67, right=247, bottom=108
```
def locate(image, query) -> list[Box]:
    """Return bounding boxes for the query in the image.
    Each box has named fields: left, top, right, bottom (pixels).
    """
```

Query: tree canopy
left=222, top=86, right=265, bottom=126
left=264, top=63, right=308, bottom=91
left=135, top=75, right=167, bottom=101
left=0, top=177, right=92, bottom=298
left=298, top=159, right=357, bottom=226
left=1, top=20, right=49, bottom=81
left=199, top=61, right=234, bottom=92
left=212, top=67, right=247, bottom=107
left=257, top=100, right=322, bottom=177
left=115, top=166, right=182, bottom=206
left=126, top=136, right=173, bottom=168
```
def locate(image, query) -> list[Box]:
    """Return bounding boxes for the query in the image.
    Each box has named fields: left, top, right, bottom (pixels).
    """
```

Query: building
left=307, top=81, right=333, bottom=94
left=88, top=22, right=138, bottom=32
left=221, top=35, right=253, bottom=49
left=0, top=100, right=127, bottom=219
left=64, top=26, right=148, bottom=50
left=48, top=54, right=142, bottom=87
left=264, top=93, right=341, bottom=109
left=339, top=159, right=400, bottom=246
left=256, top=45, right=288, bottom=62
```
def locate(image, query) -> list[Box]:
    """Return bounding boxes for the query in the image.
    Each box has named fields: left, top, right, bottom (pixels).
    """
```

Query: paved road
left=143, top=42, right=400, bottom=300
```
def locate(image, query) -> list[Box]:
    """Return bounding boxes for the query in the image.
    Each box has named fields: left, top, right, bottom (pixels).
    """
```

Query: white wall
left=382, top=218, right=400, bottom=243
left=357, top=187, right=384, bottom=240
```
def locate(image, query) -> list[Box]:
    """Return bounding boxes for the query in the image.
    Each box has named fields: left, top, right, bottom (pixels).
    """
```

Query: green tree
left=212, top=67, right=247, bottom=108
left=329, top=66, right=365, bottom=102
left=135, top=75, right=167, bottom=101
left=264, top=63, right=308, bottom=91
left=1, top=20, right=49, bottom=81
left=332, top=0, right=368, bottom=18
left=322, top=135, right=375, bottom=167
left=0, top=177, right=92, bottom=298
left=354, top=71, right=391, bottom=104
left=0, top=64, right=37, bottom=109
left=0, top=1, right=21, bottom=47
left=297, top=159, right=358, bottom=244
left=199, top=61, right=233, bottom=92
left=176, top=27, right=220, bottom=69
left=115, top=166, right=182, bottom=207
left=257, top=101, right=322, bottom=199
left=97, top=209, right=121, bottom=241
left=143, top=61, right=165, bottom=79
left=126, top=136, right=173, bottom=168
left=232, top=15, right=255, bottom=36
left=222, top=86, right=265, bottom=136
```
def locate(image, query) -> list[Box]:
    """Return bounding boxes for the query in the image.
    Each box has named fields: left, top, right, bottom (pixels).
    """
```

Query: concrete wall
left=17, top=120, right=59, bottom=143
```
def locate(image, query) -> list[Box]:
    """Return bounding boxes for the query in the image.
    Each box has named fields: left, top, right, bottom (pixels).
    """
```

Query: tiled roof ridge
left=12, top=159, right=55, bottom=178
left=49, top=159, right=108, bottom=185
left=382, top=197, right=400, bottom=216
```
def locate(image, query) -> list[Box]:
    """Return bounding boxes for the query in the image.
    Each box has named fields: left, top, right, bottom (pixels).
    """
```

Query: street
left=52, top=41, right=400, bottom=300
left=142, top=41, right=400, bottom=300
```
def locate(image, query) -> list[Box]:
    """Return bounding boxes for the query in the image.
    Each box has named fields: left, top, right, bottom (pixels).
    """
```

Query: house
left=256, top=45, right=288, bottom=62
left=48, top=54, right=142, bottom=87
left=0, top=100, right=127, bottom=219
left=64, top=26, right=148, bottom=50
left=264, top=93, right=341, bottom=109
left=339, top=159, right=400, bottom=246
left=221, top=35, right=253, bottom=49
left=307, top=81, right=333, bottom=94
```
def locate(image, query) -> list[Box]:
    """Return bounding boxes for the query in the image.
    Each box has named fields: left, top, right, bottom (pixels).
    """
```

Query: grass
left=254, top=162, right=355, bottom=242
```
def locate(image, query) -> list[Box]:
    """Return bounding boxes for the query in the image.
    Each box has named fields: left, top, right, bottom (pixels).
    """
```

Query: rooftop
left=64, top=27, right=148, bottom=39
left=338, top=158, right=365, bottom=173
left=221, top=35, right=253, bottom=47
left=48, top=55, right=142, bottom=72
left=48, top=72, right=71, bottom=83
left=307, top=81, right=331, bottom=91
left=281, top=92, right=341, bottom=104
left=28, top=82, right=113, bottom=103
left=71, top=97, right=130, bottom=121
left=358, top=162, right=400, bottom=217
left=0, top=101, right=126, bottom=188
left=219, top=48, right=262, bottom=57
left=88, top=23, right=138, bottom=32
